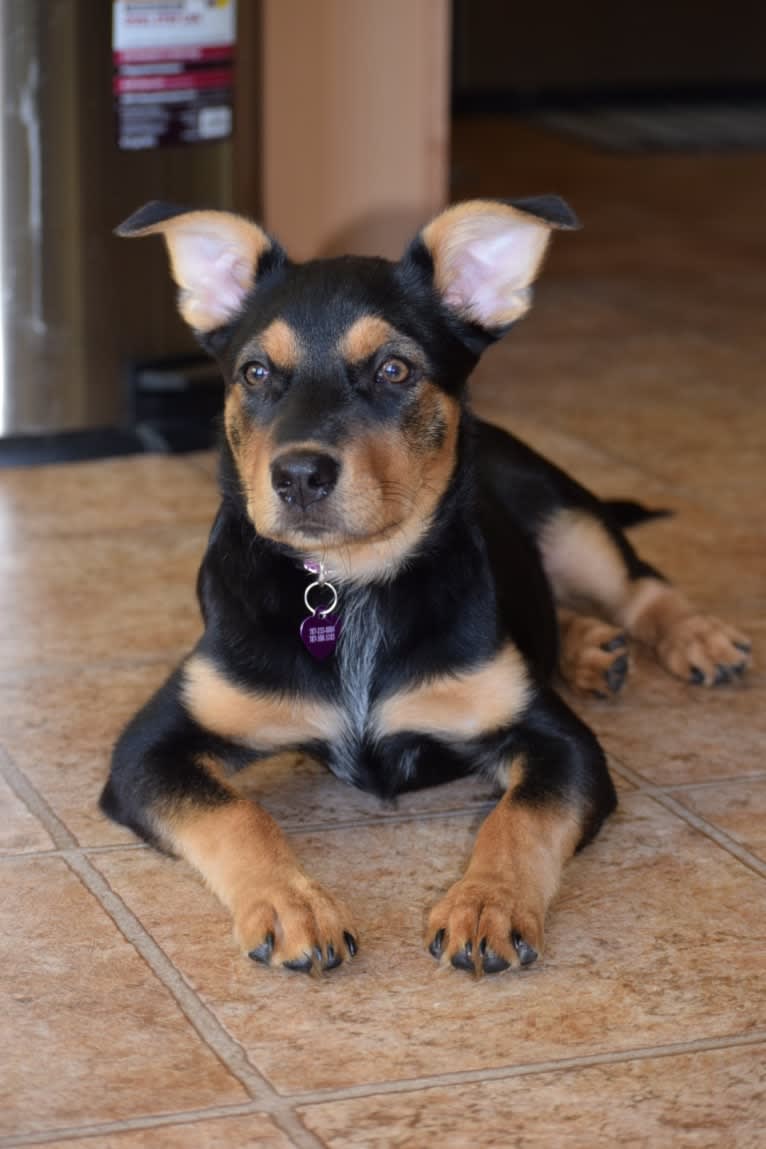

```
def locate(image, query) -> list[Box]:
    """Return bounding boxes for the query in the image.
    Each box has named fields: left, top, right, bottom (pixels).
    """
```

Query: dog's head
left=117, top=197, right=578, bottom=578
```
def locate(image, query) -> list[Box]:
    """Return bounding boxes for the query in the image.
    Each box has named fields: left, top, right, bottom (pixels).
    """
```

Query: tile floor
left=1, top=120, right=764, bottom=1147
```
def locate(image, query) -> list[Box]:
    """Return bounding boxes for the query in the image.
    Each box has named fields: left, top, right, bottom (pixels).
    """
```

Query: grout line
left=0, top=749, right=275, bottom=1106
left=279, top=803, right=494, bottom=836
left=0, top=805, right=494, bottom=865
left=603, top=756, right=652, bottom=790
left=63, top=851, right=275, bottom=1103
left=607, top=753, right=766, bottom=876
left=0, top=1104, right=264, bottom=1149
left=4, top=1030, right=765, bottom=1147
left=0, top=842, right=150, bottom=863
left=606, top=756, right=766, bottom=796
left=647, top=792, right=766, bottom=880
left=270, top=1109, right=327, bottom=1149
left=651, top=772, right=766, bottom=794
left=0, top=749, right=79, bottom=851
left=290, top=1030, right=766, bottom=1108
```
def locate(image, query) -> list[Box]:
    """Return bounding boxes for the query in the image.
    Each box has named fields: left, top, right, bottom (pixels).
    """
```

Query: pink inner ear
left=440, top=213, right=550, bottom=328
left=171, top=229, right=255, bottom=328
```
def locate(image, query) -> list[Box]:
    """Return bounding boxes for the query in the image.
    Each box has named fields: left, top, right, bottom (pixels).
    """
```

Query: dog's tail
left=603, top=499, right=673, bottom=529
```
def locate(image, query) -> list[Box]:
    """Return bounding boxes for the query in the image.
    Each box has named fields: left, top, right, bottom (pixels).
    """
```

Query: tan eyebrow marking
left=257, top=318, right=302, bottom=370
left=339, top=316, right=398, bottom=363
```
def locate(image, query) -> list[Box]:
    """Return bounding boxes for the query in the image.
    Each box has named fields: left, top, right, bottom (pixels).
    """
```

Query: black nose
left=270, top=450, right=340, bottom=508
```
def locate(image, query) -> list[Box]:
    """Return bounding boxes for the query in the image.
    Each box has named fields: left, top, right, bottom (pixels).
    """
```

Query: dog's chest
left=326, top=588, right=385, bottom=783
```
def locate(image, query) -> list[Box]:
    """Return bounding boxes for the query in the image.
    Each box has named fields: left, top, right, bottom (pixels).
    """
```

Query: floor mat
left=534, top=102, right=766, bottom=152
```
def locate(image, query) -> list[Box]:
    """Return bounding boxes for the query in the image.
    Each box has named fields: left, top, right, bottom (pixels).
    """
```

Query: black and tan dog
left=101, top=197, right=751, bottom=976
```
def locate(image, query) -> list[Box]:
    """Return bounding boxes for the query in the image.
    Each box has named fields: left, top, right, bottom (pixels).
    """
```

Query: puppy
left=101, top=197, right=751, bottom=975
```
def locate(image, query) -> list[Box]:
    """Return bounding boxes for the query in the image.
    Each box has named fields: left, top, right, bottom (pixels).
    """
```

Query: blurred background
left=1, top=0, right=764, bottom=464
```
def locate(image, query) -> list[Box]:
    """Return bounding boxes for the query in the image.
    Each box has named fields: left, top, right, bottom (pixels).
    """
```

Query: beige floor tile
left=0, top=663, right=175, bottom=846
left=674, top=778, right=766, bottom=862
left=0, top=772, right=54, bottom=854
left=93, top=793, right=765, bottom=1094
left=0, top=456, right=218, bottom=541
left=474, top=333, right=765, bottom=512
left=617, top=510, right=763, bottom=617
left=571, top=645, right=766, bottom=787
left=0, top=857, right=247, bottom=1137
left=39, top=1114, right=294, bottom=1148
left=0, top=527, right=206, bottom=671
left=299, top=1043, right=766, bottom=1149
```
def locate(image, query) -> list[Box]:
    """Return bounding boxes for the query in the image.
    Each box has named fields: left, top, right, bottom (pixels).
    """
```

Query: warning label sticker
left=112, top=0, right=236, bottom=150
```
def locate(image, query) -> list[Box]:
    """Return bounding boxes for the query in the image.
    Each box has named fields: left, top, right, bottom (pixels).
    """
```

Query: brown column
left=261, top=0, right=450, bottom=260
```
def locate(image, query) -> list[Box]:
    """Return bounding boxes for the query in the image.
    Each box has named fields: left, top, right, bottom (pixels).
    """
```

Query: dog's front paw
left=235, top=869, right=358, bottom=974
left=426, top=873, right=542, bottom=976
left=657, top=614, right=752, bottom=686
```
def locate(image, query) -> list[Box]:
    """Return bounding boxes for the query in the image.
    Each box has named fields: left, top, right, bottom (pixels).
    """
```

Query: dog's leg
left=100, top=671, right=357, bottom=972
left=557, top=607, right=629, bottom=697
left=540, top=509, right=751, bottom=686
left=426, top=690, right=616, bottom=974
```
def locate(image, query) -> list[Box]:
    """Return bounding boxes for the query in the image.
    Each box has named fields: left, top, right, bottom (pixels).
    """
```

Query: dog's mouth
left=265, top=505, right=414, bottom=551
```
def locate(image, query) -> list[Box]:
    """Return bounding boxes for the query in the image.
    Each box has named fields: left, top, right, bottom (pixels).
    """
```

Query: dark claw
left=479, top=939, right=510, bottom=974
left=325, top=944, right=342, bottom=971
left=248, top=931, right=274, bottom=965
left=451, top=941, right=475, bottom=972
left=429, top=928, right=445, bottom=959
left=605, top=653, right=628, bottom=693
left=733, top=662, right=747, bottom=677
left=344, top=931, right=358, bottom=958
left=601, top=634, right=627, bottom=652
left=283, top=952, right=314, bottom=974
left=512, top=931, right=538, bottom=967
left=714, top=664, right=734, bottom=685
left=689, top=666, right=705, bottom=685
left=734, top=641, right=752, bottom=654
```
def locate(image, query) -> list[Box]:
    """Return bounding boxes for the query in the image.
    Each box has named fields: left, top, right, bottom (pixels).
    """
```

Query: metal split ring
left=304, top=579, right=339, bottom=617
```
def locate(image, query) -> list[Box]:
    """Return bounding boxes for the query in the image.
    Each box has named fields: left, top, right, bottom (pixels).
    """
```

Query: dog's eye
left=376, top=357, right=411, bottom=385
left=242, top=361, right=271, bottom=387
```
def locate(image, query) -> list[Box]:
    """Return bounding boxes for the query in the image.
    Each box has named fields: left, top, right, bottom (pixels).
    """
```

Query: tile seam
left=63, top=851, right=275, bottom=1103
left=290, top=1029, right=766, bottom=1107
left=0, top=748, right=276, bottom=1106
left=607, top=753, right=766, bottom=875
left=0, top=748, right=78, bottom=850
left=646, top=792, right=766, bottom=878
left=2, top=1030, right=764, bottom=1147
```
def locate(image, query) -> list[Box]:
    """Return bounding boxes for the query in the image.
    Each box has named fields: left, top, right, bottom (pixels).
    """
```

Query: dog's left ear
left=407, top=196, right=580, bottom=338
left=116, top=202, right=286, bottom=334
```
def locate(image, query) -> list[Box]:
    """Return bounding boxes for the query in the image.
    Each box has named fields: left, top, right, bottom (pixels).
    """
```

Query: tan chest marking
left=183, top=656, right=344, bottom=749
left=374, top=644, right=531, bottom=741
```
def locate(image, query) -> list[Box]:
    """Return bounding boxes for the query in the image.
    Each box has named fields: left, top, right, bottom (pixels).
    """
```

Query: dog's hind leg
left=100, top=667, right=357, bottom=972
left=540, top=508, right=752, bottom=686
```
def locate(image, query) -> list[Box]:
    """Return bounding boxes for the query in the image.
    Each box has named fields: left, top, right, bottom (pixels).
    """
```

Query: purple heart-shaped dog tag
left=300, top=612, right=342, bottom=660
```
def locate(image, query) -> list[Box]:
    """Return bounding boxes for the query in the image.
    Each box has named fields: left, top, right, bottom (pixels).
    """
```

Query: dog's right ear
left=115, top=202, right=286, bottom=334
